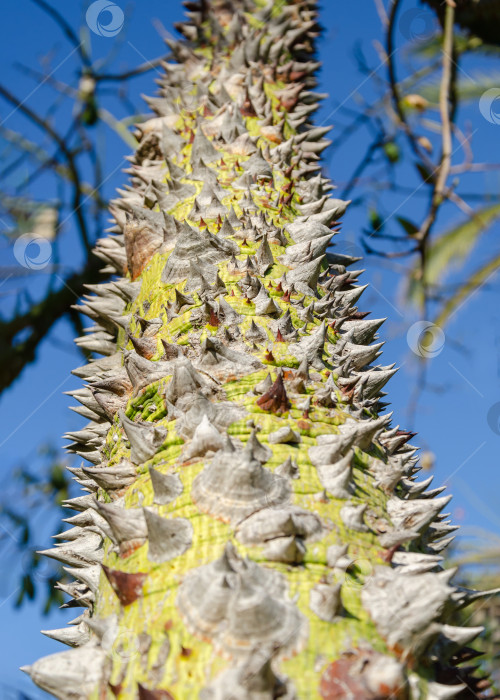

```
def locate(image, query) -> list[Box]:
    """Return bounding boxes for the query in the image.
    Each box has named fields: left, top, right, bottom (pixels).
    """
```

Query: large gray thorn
left=143, top=508, right=193, bottom=563
left=316, top=452, right=354, bottom=499
left=119, top=410, right=167, bottom=464
left=41, top=621, right=90, bottom=648
left=81, top=461, right=137, bottom=491
left=91, top=499, right=147, bottom=550
left=191, top=120, right=219, bottom=163
left=341, top=318, right=386, bottom=345
left=21, top=645, right=109, bottom=700
left=64, top=565, right=101, bottom=595
left=72, top=352, right=122, bottom=380
left=163, top=356, right=215, bottom=404
left=290, top=320, right=326, bottom=370
left=283, top=255, right=325, bottom=297
left=386, top=494, right=452, bottom=534
left=280, top=233, right=333, bottom=267
left=149, top=466, right=183, bottom=505
left=37, top=531, right=102, bottom=568
left=355, top=367, right=398, bottom=399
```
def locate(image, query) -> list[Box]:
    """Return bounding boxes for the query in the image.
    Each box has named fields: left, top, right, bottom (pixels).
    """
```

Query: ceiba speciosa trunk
left=23, top=1, right=495, bottom=698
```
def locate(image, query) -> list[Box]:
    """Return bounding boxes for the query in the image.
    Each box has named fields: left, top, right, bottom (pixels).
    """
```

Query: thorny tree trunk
left=22, top=1, right=497, bottom=698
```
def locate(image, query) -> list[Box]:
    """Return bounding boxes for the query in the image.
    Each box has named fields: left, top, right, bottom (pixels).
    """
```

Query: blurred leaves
left=406, top=203, right=500, bottom=310
left=0, top=444, right=72, bottom=613
left=420, top=70, right=500, bottom=103
left=452, top=532, right=500, bottom=685
left=396, top=215, right=420, bottom=237
left=434, top=252, right=500, bottom=328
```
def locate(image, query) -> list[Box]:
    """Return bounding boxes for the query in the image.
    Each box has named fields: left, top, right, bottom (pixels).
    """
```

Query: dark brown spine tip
left=102, top=565, right=147, bottom=607
left=209, top=309, right=219, bottom=327
left=451, top=647, right=484, bottom=664
left=256, top=371, right=291, bottom=415
left=161, top=338, right=182, bottom=360
left=138, top=683, right=175, bottom=700
left=128, top=334, right=157, bottom=359
left=395, top=429, right=417, bottom=445
left=240, top=91, right=257, bottom=117
left=264, top=350, right=275, bottom=362
left=276, top=329, right=285, bottom=342
left=381, top=544, right=400, bottom=563
left=282, top=289, right=291, bottom=303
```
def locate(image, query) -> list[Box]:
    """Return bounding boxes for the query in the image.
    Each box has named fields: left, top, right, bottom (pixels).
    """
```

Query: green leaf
left=420, top=71, right=500, bottom=104
left=383, top=141, right=400, bottom=163
left=16, top=574, right=35, bottom=607
left=368, top=208, right=384, bottom=234
left=415, top=161, right=435, bottom=184
left=410, top=32, right=500, bottom=61
left=25, top=573, right=35, bottom=599
left=396, top=216, right=420, bottom=236
left=434, top=252, right=500, bottom=328
left=406, top=203, right=500, bottom=307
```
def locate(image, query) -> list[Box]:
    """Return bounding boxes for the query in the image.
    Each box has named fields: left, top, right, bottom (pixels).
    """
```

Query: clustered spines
left=26, top=1, right=493, bottom=699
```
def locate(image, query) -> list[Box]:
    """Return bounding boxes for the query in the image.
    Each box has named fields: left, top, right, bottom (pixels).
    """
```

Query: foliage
left=0, top=444, right=73, bottom=613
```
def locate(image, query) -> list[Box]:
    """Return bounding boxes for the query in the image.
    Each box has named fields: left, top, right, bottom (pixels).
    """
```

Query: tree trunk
left=23, top=1, right=493, bottom=698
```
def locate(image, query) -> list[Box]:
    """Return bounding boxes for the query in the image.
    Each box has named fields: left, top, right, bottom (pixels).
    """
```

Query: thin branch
left=362, top=240, right=418, bottom=258
left=0, top=255, right=104, bottom=393
left=0, top=84, right=91, bottom=254
left=415, top=1, right=455, bottom=298
left=13, top=62, right=77, bottom=99
left=28, top=0, right=91, bottom=67
left=96, top=55, right=170, bottom=82
left=340, top=139, right=383, bottom=199
left=373, top=0, right=389, bottom=27
left=386, top=0, right=435, bottom=169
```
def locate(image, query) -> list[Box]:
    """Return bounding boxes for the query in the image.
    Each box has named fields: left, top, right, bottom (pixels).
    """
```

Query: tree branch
left=0, top=254, right=105, bottom=393
left=28, top=0, right=91, bottom=68
left=96, top=56, right=171, bottom=82
left=415, top=2, right=455, bottom=301
left=0, top=83, right=91, bottom=255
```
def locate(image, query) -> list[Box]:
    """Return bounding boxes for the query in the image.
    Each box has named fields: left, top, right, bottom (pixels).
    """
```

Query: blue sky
left=0, top=0, right=499, bottom=696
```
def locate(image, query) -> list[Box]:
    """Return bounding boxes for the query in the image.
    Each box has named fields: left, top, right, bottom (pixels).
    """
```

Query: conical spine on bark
left=27, top=1, right=493, bottom=698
